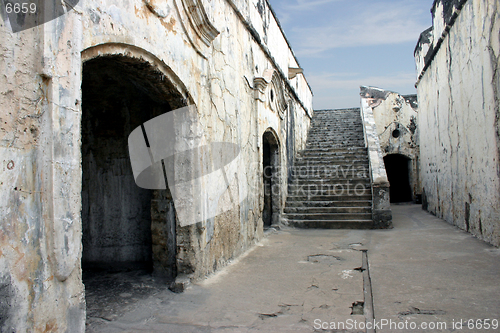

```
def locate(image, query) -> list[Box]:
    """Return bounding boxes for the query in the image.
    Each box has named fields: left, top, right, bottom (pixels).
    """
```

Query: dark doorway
left=81, top=55, right=184, bottom=326
left=384, top=154, right=413, bottom=203
left=262, top=131, right=280, bottom=228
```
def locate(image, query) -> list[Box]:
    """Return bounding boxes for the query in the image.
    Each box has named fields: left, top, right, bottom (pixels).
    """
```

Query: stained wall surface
left=415, top=0, right=500, bottom=246
left=0, top=0, right=313, bottom=331
left=360, top=86, right=421, bottom=201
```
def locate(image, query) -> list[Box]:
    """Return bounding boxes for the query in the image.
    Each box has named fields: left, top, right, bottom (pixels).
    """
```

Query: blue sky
left=269, top=0, right=435, bottom=110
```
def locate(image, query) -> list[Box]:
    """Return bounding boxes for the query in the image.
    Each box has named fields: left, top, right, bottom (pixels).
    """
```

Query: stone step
left=286, top=192, right=372, bottom=200
left=293, top=163, right=369, bottom=170
left=284, top=206, right=371, bottom=214
left=288, top=179, right=371, bottom=185
left=287, top=189, right=371, bottom=197
left=298, top=151, right=368, bottom=156
left=283, top=108, right=375, bottom=230
left=306, top=142, right=365, bottom=149
left=310, top=126, right=361, bottom=128
left=311, top=119, right=361, bottom=123
left=309, top=124, right=363, bottom=127
left=307, top=141, right=364, bottom=145
left=292, top=167, right=368, bottom=173
left=307, top=135, right=364, bottom=139
left=295, top=157, right=368, bottom=163
left=306, top=142, right=365, bottom=146
left=284, top=212, right=372, bottom=221
left=314, top=113, right=360, bottom=115
left=301, top=147, right=367, bottom=152
left=309, top=131, right=361, bottom=134
left=312, top=118, right=361, bottom=121
left=285, top=220, right=374, bottom=229
left=290, top=169, right=369, bottom=176
left=307, top=136, right=364, bottom=140
left=299, top=150, right=367, bottom=156
left=307, top=135, right=364, bottom=138
left=291, top=174, right=370, bottom=180
left=290, top=179, right=370, bottom=186
left=291, top=177, right=369, bottom=183
left=308, top=136, right=363, bottom=140
left=306, top=144, right=365, bottom=148
left=311, top=122, right=360, bottom=125
left=314, top=110, right=360, bottom=115
left=285, top=200, right=372, bottom=208
left=307, top=138, right=364, bottom=142
left=309, top=132, right=362, bottom=134
left=307, top=139, right=364, bottom=143
left=311, top=122, right=361, bottom=124
left=309, top=123, right=361, bottom=126
left=286, top=194, right=372, bottom=201
left=294, top=156, right=368, bottom=161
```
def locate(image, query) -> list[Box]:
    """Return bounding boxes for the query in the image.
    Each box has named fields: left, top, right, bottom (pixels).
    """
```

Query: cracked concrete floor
left=86, top=205, right=500, bottom=332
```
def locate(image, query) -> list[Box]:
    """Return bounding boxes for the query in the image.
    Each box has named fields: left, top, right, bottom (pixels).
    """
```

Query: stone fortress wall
left=360, top=86, right=421, bottom=203
left=415, top=0, right=500, bottom=246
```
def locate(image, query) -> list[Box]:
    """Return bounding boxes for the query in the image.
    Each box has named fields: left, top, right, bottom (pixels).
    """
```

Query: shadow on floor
left=84, top=265, right=171, bottom=331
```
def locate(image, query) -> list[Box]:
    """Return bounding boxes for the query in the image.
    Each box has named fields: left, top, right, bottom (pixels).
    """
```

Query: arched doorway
left=81, top=51, right=189, bottom=322
left=383, top=154, right=413, bottom=203
left=262, top=130, right=281, bottom=228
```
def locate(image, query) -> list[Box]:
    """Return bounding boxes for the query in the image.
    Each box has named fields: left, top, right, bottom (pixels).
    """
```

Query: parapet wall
left=359, top=98, right=392, bottom=229
left=360, top=86, right=421, bottom=202
left=415, top=0, right=500, bottom=246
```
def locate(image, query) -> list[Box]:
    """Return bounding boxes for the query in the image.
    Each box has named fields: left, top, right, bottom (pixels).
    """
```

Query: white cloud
left=289, top=1, right=429, bottom=56
left=308, top=72, right=416, bottom=91
left=308, top=72, right=417, bottom=109
left=282, top=0, right=343, bottom=11
left=272, top=0, right=343, bottom=25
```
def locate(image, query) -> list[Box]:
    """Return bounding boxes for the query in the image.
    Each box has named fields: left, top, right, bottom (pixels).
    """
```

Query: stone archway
left=262, top=129, right=281, bottom=228
left=383, top=154, right=413, bottom=203
left=80, top=46, right=191, bottom=288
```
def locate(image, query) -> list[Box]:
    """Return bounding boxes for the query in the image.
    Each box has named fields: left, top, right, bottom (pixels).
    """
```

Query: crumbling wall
left=0, top=0, right=313, bottom=331
left=360, top=86, right=421, bottom=201
left=0, top=16, right=85, bottom=333
left=415, top=0, right=500, bottom=246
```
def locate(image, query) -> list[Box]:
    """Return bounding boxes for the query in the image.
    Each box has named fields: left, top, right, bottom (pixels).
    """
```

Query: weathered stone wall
left=360, top=86, right=421, bottom=201
left=0, top=0, right=313, bottom=331
left=359, top=99, right=392, bottom=228
left=0, top=14, right=86, bottom=332
left=415, top=0, right=500, bottom=246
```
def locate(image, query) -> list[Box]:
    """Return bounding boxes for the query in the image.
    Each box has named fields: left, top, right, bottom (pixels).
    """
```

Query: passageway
left=383, top=154, right=413, bottom=203
left=262, top=131, right=280, bottom=228
left=81, top=55, right=184, bottom=324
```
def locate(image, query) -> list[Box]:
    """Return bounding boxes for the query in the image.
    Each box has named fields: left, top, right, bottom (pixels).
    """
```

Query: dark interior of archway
left=384, top=154, right=412, bottom=203
left=82, top=56, right=184, bottom=325
left=262, top=132, right=280, bottom=228
left=263, top=135, right=273, bottom=227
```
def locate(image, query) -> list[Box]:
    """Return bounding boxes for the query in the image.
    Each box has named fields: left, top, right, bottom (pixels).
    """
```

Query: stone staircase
left=283, top=108, right=374, bottom=229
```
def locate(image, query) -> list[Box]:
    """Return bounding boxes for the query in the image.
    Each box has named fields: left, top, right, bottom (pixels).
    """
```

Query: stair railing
left=359, top=99, right=393, bottom=228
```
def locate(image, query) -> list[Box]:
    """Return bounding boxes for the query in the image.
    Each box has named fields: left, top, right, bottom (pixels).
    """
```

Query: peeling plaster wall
left=0, top=0, right=312, bottom=331
left=360, top=86, right=421, bottom=200
left=415, top=0, right=500, bottom=246
left=0, top=19, right=86, bottom=333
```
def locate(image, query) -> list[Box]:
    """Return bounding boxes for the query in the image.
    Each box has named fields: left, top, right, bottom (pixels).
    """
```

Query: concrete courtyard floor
left=87, top=204, right=500, bottom=332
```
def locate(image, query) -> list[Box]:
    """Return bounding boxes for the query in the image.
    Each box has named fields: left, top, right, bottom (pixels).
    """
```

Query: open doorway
left=81, top=53, right=186, bottom=325
left=383, top=154, right=413, bottom=203
left=262, top=130, right=281, bottom=228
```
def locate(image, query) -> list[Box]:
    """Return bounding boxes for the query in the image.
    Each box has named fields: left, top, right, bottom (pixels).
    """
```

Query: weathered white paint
left=360, top=86, right=421, bottom=200
left=359, top=98, right=392, bottom=228
left=415, top=0, right=500, bottom=246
